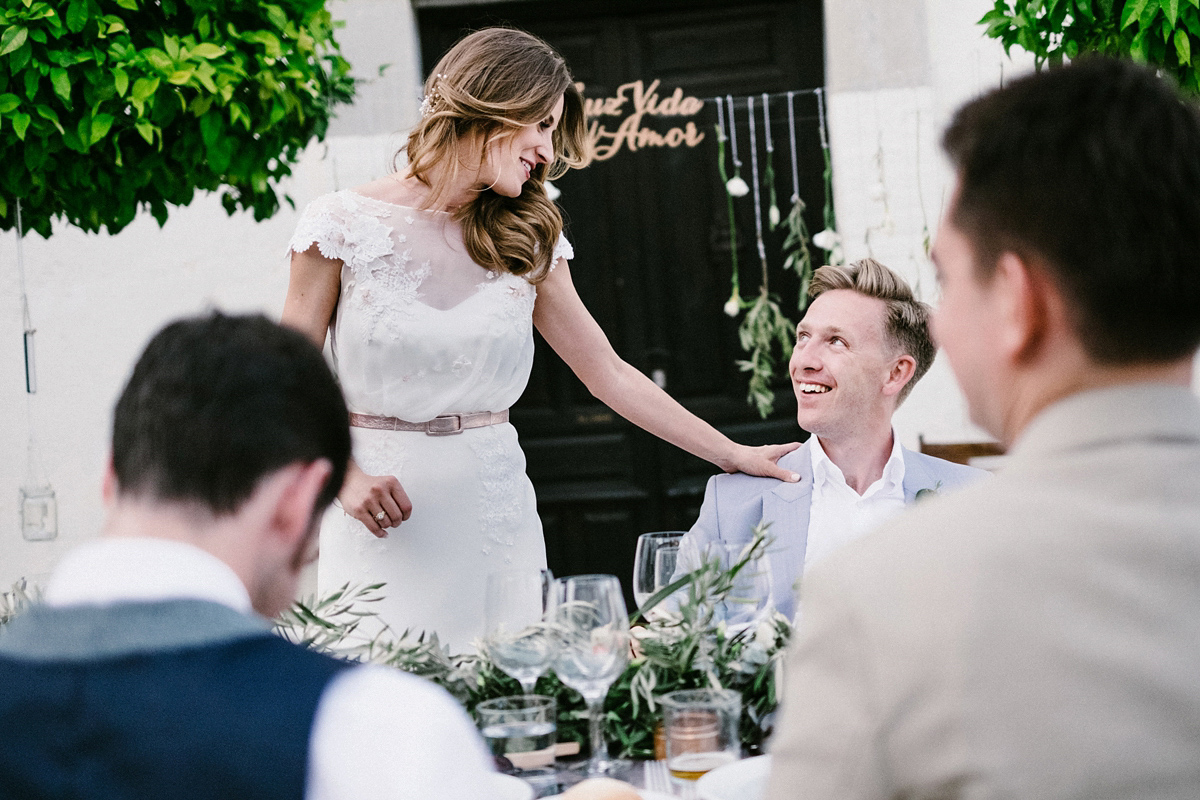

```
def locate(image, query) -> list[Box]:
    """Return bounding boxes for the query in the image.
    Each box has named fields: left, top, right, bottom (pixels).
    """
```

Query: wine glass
left=719, top=541, right=774, bottom=631
left=550, top=574, right=631, bottom=777
left=632, top=531, right=685, bottom=611
left=484, top=569, right=555, bottom=695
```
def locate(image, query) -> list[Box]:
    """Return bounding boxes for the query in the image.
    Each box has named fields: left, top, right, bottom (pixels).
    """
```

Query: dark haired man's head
left=942, top=56, right=1200, bottom=364
left=111, top=312, right=350, bottom=518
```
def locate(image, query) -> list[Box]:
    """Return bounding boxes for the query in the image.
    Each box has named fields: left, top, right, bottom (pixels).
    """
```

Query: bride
left=282, top=27, right=799, bottom=652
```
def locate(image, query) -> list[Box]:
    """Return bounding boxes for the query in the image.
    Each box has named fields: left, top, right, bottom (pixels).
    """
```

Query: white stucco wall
left=823, top=0, right=1200, bottom=449
left=822, top=0, right=1038, bottom=450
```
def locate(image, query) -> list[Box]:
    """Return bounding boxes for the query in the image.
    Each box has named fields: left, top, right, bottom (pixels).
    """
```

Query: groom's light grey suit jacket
left=677, top=439, right=986, bottom=620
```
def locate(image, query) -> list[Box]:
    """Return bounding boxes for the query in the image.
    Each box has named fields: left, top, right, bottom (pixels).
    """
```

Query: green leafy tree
left=981, top=0, right=1200, bottom=92
left=0, top=0, right=355, bottom=237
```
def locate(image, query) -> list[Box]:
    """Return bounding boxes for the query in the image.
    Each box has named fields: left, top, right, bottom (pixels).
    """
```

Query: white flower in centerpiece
left=754, top=618, right=777, bottom=648
left=812, top=228, right=841, bottom=251
left=768, top=204, right=780, bottom=228
left=740, top=641, right=770, bottom=668
left=725, top=175, right=749, bottom=197
left=544, top=180, right=561, bottom=201
left=724, top=294, right=742, bottom=317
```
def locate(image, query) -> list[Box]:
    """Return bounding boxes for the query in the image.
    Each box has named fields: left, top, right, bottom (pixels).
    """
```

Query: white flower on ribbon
left=544, top=180, right=562, bottom=201
left=724, top=295, right=742, bottom=317
left=725, top=175, right=750, bottom=197
left=812, top=228, right=841, bottom=251
left=880, top=210, right=896, bottom=235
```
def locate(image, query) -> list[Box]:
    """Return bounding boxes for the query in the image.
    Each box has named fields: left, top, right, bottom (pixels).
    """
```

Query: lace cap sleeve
left=287, top=191, right=393, bottom=272
left=549, top=231, right=574, bottom=272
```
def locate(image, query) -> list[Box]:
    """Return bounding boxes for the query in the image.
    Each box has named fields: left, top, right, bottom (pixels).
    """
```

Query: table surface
left=530, top=758, right=671, bottom=796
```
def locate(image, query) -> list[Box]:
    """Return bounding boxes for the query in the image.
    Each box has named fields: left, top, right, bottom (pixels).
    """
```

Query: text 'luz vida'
left=579, top=79, right=706, bottom=161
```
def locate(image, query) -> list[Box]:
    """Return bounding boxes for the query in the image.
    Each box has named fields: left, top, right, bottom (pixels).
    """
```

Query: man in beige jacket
left=766, top=57, right=1200, bottom=799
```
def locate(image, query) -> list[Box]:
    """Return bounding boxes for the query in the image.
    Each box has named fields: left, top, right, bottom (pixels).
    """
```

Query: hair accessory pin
left=420, top=73, right=447, bottom=118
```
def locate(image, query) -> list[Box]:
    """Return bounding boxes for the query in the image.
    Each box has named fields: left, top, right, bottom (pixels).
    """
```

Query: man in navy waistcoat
left=0, top=312, right=497, bottom=799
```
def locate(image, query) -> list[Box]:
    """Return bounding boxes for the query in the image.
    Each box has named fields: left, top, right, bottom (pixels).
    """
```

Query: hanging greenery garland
left=736, top=95, right=796, bottom=419
left=714, top=98, right=742, bottom=317
left=761, top=93, right=780, bottom=231
left=812, top=88, right=843, bottom=265
left=780, top=91, right=814, bottom=312
left=712, top=89, right=834, bottom=417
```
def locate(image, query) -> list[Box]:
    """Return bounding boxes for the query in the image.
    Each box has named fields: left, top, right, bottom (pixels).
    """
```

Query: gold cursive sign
left=580, top=80, right=706, bottom=161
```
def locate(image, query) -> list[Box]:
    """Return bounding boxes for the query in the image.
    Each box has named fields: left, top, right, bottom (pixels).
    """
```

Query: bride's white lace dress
left=289, top=190, right=570, bottom=652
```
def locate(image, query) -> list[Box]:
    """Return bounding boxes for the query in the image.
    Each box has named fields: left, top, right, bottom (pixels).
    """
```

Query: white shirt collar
left=45, top=537, right=253, bottom=613
left=810, top=431, right=906, bottom=497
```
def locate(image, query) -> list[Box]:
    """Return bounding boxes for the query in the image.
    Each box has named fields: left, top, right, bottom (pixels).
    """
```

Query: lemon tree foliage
left=0, top=0, right=355, bottom=237
left=982, top=0, right=1200, bottom=92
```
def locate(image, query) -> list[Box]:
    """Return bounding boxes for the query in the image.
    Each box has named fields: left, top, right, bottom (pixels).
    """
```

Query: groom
left=675, top=259, right=984, bottom=620
left=0, top=312, right=496, bottom=798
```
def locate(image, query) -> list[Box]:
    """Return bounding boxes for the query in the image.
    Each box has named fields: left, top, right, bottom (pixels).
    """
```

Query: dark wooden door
left=416, top=0, right=825, bottom=606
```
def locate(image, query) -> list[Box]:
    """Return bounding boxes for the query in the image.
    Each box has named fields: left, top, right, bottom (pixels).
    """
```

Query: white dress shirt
left=803, top=433, right=907, bottom=572
left=46, top=538, right=497, bottom=800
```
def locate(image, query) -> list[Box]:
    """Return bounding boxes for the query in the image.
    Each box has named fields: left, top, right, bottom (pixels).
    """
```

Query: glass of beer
left=661, top=688, right=741, bottom=786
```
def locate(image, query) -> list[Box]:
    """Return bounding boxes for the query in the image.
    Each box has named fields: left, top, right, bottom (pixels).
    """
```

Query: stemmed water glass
left=550, top=574, right=631, bottom=777
left=719, top=541, right=774, bottom=630
left=632, top=531, right=684, bottom=612
left=484, top=568, right=555, bottom=695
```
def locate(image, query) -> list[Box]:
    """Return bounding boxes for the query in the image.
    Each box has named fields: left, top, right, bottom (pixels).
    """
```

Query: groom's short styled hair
left=807, top=258, right=936, bottom=403
left=111, top=311, right=351, bottom=514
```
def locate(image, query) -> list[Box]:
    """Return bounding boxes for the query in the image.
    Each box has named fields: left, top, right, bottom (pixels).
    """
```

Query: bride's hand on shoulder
left=339, top=460, right=413, bottom=538
left=719, top=442, right=802, bottom=483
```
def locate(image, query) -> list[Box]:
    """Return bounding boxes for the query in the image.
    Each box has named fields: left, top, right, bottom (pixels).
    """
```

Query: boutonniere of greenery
left=274, top=524, right=790, bottom=759
left=914, top=480, right=944, bottom=502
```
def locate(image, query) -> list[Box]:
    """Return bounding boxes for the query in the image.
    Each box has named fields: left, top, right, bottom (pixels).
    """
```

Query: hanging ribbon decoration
left=812, top=88, right=842, bottom=263
left=782, top=91, right=814, bottom=309
left=914, top=106, right=932, bottom=260
left=786, top=91, right=801, bottom=205
left=747, top=96, right=768, bottom=283
left=715, top=98, right=742, bottom=317
left=761, top=93, right=780, bottom=231
left=725, top=94, right=748, bottom=197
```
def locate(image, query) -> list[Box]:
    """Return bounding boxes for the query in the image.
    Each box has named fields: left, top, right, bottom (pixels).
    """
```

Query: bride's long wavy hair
left=399, top=28, right=591, bottom=283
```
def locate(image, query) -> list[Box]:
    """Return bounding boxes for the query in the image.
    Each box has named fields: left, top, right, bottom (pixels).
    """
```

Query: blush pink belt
left=348, top=410, right=509, bottom=436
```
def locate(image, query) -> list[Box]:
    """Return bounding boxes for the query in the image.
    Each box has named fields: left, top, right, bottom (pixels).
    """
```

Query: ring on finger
left=374, top=511, right=388, bottom=523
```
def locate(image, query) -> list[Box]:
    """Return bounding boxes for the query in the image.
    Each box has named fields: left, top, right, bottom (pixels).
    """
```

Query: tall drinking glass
left=632, top=531, right=684, bottom=610
left=551, top=574, right=630, bottom=777
left=485, top=569, right=555, bottom=694
left=661, top=688, right=742, bottom=787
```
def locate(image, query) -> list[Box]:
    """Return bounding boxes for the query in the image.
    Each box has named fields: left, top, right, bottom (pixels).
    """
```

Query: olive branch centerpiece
left=273, top=523, right=791, bottom=759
